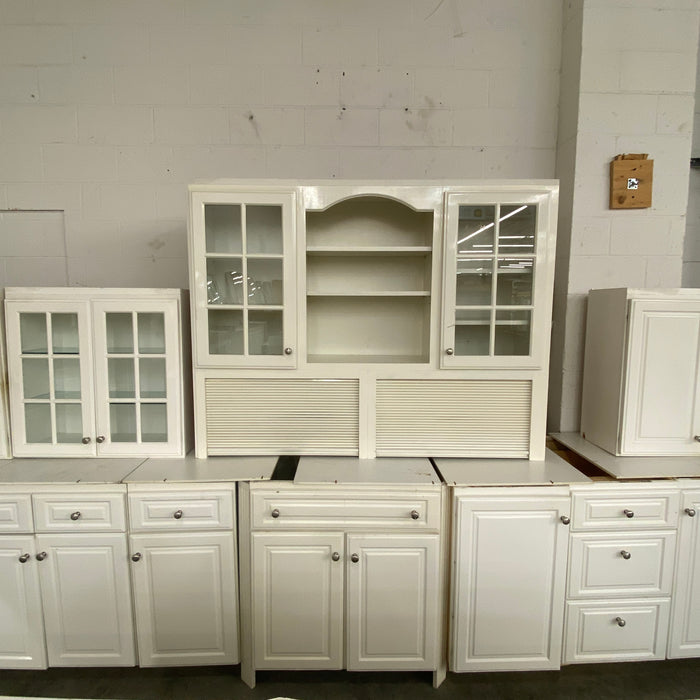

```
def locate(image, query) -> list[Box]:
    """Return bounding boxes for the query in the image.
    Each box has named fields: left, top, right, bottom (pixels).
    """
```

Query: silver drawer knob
left=36, top=552, right=47, bottom=561
left=694, top=435, right=700, bottom=442
left=96, top=435, right=105, bottom=443
left=615, top=617, right=626, bottom=627
left=19, top=553, right=30, bottom=563
left=410, top=510, right=419, bottom=520
left=284, top=347, right=293, bottom=355
left=131, top=552, right=142, bottom=562
left=623, top=509, right=634, bottom=518
left=686, top=508, right=697, bottom=517
left=70, top=511, right=81, bottom=521
left=271, top=508, right=280, bottom=518
left=331, top=552, right=340, bottom=562
left=445, top=348, right=454, bottom=355
left=173, top=510, right=183, bottom=519
left=560, top=515, right=571, bottom=525
left=351, top=553, right=359, bottom=563
left=81, top=437, right=91, bottom=444
left=620, top=550, right=631, bottom=560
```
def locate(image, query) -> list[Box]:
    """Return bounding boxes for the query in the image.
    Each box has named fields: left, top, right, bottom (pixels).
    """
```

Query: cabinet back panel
left=376, top=379, right=531, bottom=457
left=205, top=378, right=359, bottom=455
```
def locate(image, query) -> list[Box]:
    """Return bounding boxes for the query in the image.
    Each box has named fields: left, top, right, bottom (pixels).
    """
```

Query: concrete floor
left=1, top=660, right=700, bottom=700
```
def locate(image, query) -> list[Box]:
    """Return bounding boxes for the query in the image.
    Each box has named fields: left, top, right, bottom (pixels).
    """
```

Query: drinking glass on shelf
left=225, top=269, right=245, bottom=304
left=207, top=277, right=222, bottom=305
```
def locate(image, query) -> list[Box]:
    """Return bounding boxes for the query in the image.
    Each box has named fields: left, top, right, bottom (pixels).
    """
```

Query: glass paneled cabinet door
left=189, top=190, right=296, bottom=367
left=441, top=189, right=557, bottom=368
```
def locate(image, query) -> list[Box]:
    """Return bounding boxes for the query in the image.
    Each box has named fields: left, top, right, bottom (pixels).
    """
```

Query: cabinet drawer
left=564, top=599, right=670, bottom=664
left=32, top=493, right=126, bottom=532
left=568, top=532, right=676, bottom=599
left=571, top=490, right=679, bottom=531
left=0, top=494, right=33, bottom=533
left=250, top=491, right=441, bottom=530
left=129, top=489, right=234, bottom=531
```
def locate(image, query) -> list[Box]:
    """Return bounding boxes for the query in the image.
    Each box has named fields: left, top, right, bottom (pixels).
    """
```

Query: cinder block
left=149, top=24, right=229, bottom=66
left=579, top=93, right=657, bottom=134
left=645, top=255, right=683, bottom=287
left=6, top=183, right=82, bottom=214
left=572, top=175, right=609, bottom=217
left=64, top=218, right=121, bottom=258
left=0, top=26, right=72, bottom=64
left=155, top=185, right=189, bottom=220
left=1, top=0, right=35, bottom=22
left=0, top=105, right=77, bottom=144
left=379, top=108, right=452, bottom=147
left=171, top=145, right=266, bottom=180
left=580, top=50, right=621, bottom=93
left=453, top=28, right=527, bottom=70
left=38, top=66, right=114, bottom=104
left=115, top=65, right=185, bottom=104
left=82, top=184, right=158, bottom=221
left=379, top=26, right=452, bottom=67
left=415, top=69, right=488, bottom=109
left=620, top=51, right=697, bottom=94
left=230, top=26, right=302, bottom=66
left=230, top=107, right=304, bottom=146
left=32, top=0, right=100, bottom=23
left=2, top=257, right=68, bottom=286
left=42, top=144, right=117, bottom=182
left=305, top=108, right=378, bottom=146
left=73, top=25, right=149, bottom=65
left=0, top=67, right=39, bottom=103
left=483, top=147, right=556, bottom=179
left=0, top=144, right=42, bottom=181
left=337, top=0, right=413, bottom=27
left=119, top=219, right=188, bottom=259
left=339, top=67, right=411, bottom=108
left=453, top=108, right=519, bottom=147
left=570, top=216, right=611, bottom=255
left=610, top=215, right=677, bottom=256
left=303, top=26, right=378, bottom=67
left=263, top=66, right=339, bottom=107
left=116, top=146, right=176, bottom=183
left=573, top=133, right=617, bottom=178
left=154, top=107, right=229, bottom=145
left=67, top=255, right=186, bottom=288
left=265, top=146, right=339, bottom=178
left=0, top=210, right=65, bottom=257
left=78, top=106, right=154, bottom=145
left=189, top=65, right=264, bottom=106
left=682, top=261, right=700, bottom=287
left=567, top=255, right=646, bottom=295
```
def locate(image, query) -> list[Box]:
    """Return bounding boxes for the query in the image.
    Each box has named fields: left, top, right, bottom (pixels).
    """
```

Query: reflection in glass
left=141, top=403, right=167, bottom=442
left=108, top=358, right=135, bottom=398
left=456, top=258, right=493, bottom=306
left=25, top=404, right=52, bottom=443
left=496, top=258, right=533, bottom=305
left=110, top=403, right=136, bottom=442
left=248, top=310, right=283, bottom=355
left=106, top=313, right=133, bottom=353
left=247, top=258, right=283, bottom=305
left=498, top=204, right=535, bottom=254
left=495, top=310, right=531, bottom=356
left=206, top=258, right=244, bottom=305
left=456, top=205, right=495, bottom=254
left=208, top=309, right=244, bottom=355
left=246, top=205, right=283, bottom=255
left=55, top=404, right=83, bottom=443
left=23, top=358, right=50, bottom=399
left=454, top=309, right=491, bottom=356
left=138, top=313, right=165, bottom=354
left=51, top=314, right=79, bottom=354
left=205, top=204, right=242, bottom=254
left=53, top=358, right=81, bottom=399
left=140, top=358, right=166, bottom=398
left=20, top=313, right=47, bottom=354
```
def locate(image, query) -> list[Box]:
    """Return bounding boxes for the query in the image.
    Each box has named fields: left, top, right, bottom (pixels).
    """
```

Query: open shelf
left=306, top=246, right=432, bottom=256
left=307, top=353, right=427, bottom=364
left=307, top=291, right=430, bottom=298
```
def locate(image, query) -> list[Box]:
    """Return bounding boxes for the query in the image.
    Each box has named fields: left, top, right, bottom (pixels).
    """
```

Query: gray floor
left=2, top=661, right=700, bottom=700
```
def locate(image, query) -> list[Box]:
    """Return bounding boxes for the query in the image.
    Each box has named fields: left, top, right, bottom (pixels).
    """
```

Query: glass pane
left=456, top=205, right=495, bottom=255
left=246, top=205, right=283, bottom=255
left=495, top=310, right=531, bottom=356
left=137, top=313, right=165, bottom=354
left=139, top=358, right=166, bottom=399
left=454, top=309, right=491, bottom=356
left=248, top=310, right=283, bottom=356
left=23, top=358, right=50, bottom=399
left=110, top=403, right=136, bottom=443
left=208, top=309, right=244, bottom=355
left=51, top=313, right=79, bottom=354
left=247, top=258, right=283, bottom=305
left=207, top=258, right=244, bottom=305
left=53, top=358, right=81, bottom=399
left=108, top=358, right=135, bottom=398
left=25, top=404, right=52, bottom=443
left=456, top=258, right=493, bottom=306
left=106, top=313, right=133, bottom=353
left=496, top=258, right=533, bottom=306
left=55, top=404, right=83, bottom=443
left=498, top=204, right=536, bottom=254
left=141, top=403, right=167, bottom=442
left=205, top=204, right=242, bottom=254
left=20, top=313, right=47, bottom=354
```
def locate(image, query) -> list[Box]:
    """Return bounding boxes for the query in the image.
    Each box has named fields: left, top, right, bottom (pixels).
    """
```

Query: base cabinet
left=450, top=487, right=570, bottom=672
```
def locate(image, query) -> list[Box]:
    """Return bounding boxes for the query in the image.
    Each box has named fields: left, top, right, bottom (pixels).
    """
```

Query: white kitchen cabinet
left=127, top=484, right=239, bottom=667
left=581, top=288, right=700, bottom=456
left=450, top=487, right=571, bottom=672
left=5, top=288, right=191, bottom=458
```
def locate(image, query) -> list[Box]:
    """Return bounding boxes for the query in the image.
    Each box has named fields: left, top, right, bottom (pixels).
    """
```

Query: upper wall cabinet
left=5, top=288, right=191, bottom=458
left=189, top=191, right=297, bottom=368
left=442, top=189, right=558, bottom=369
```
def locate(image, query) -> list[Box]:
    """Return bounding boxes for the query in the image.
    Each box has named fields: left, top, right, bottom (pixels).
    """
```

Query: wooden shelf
left=306, top=291, right=430, bottom=298
left=306, top=246, right=432, bottom=256
left=307, top=353, right=428, bottom=364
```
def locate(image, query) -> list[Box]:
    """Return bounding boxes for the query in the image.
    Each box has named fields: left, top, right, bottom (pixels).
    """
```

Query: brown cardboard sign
left=610, top=154, right=653, bottom=209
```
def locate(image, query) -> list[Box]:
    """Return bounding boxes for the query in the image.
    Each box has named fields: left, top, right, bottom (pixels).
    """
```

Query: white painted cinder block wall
left=0, top=0, right=562, bottom=288
left=683, top=34, right=700, bottom=287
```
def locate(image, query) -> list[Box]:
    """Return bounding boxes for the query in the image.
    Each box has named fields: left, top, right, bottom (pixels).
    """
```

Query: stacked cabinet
left=188, top=181, right=558, bottom=459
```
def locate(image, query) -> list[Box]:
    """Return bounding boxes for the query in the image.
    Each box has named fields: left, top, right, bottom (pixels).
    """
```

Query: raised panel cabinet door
left=346, top=533, right=439, bottom=671
left=451, top=492, right=570, bottom=672
left=36, top=533, right=135, bottom=667
left=622, top=300, right=700, bottom=455
left=668, top=490, right=700, bottom=658
left=129, top=532, right=238, bottom=666
left=0, top=536, right=47, bottom=669
left=251, top=531, right=344, bottom=669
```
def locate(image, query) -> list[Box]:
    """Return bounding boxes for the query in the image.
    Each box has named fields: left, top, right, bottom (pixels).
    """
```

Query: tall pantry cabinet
left=187, top=180, right=558, bottom=460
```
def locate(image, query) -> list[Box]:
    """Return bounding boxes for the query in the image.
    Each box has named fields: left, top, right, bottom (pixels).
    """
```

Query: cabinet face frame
left=189, top=190, right=297, bottom=369
left=441, top=188, right=557, bottom=370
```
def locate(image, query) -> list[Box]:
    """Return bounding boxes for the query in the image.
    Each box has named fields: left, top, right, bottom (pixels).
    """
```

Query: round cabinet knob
left=284, top=347, right=293, bottom=355
left=350, top=553, right=359, bottom=563
left=271, top=509, right=280, bottom=519
left=620, top=550, right=632, bottom=560
left=445, top=348, right=454, bottom=356
left=686, top=508, right=697, bottom=517
left=18, top=553, right=30, bottom=563
left=623, top=509, right=635, bottom=518
left=35, top=552, right=47, bottom=561
left=615, top=617, right=626, bottom=627
left=694, top=435, right=700, bottom=443
left=560, top=515, right=571, bottom=525
left=131, top=553, right=142, bottom=562
left=173, top=510, right=183, bottom=520
left=410, top=510, right=420, bottom=520
left=70, top=511, right=81, bottom=521
left=81, top=437, right=91, bottom=445
left=96, top=435, right=105, bottom=444
left=331, top=552, right=340, bottom=562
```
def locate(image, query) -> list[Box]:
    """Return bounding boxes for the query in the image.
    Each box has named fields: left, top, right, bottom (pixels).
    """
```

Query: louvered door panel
left=376, top=379, right=531, bottom=457
left=205, top=378, right=359, bottom=455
